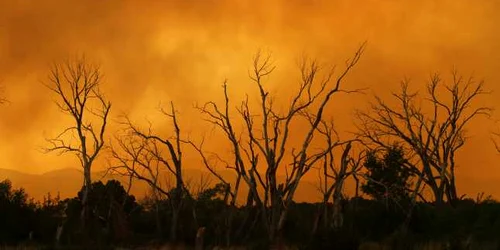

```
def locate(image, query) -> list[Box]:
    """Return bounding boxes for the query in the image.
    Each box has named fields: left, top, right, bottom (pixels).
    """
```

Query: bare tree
left=310, top=119, right=364, bottom=236
left=356, top=72, right=490, bottom=205
left=44, top=57, right=111, bottom=228
left=110, top=102, right=190, bottom=242
left=196, top=44, right=365, bottom=243
left=315, top=143, right=363, bottom=231
left=187, top=135, right=244, bottom=246
left=109, top=126, right=166, bottom=236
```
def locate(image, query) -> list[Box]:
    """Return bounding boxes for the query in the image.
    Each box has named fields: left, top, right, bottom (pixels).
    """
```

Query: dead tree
left=187, top=135, right=244, bottom=246
left=308, top=117, right=366, bottom=238
left=356, top=72, right=490, bottom=205
left=196, top=44, right=365, bottom=243
left=317, top=144, right=363, bottom=231
left=110, top=102, right=189, bottom=242
left=109, top=127, right=165, bottom=236
left=44, top=57, right=111, bottom=230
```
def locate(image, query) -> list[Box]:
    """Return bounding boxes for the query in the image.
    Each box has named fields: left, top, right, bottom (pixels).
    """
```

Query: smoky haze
left=0, top=0, right=499, bottom=199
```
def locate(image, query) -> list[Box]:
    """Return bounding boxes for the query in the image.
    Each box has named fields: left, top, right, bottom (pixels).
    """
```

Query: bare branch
left=356, top=71, right=490, bottom=205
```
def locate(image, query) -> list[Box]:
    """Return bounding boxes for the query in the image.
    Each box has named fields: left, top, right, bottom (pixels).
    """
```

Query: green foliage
left=362, top=145, right=413, bottom=209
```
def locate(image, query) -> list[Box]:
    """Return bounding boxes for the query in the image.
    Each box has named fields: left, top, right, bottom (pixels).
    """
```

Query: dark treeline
left=1, top=176, right=500, bottom=249
left=1, top=44, right=500, bottom=249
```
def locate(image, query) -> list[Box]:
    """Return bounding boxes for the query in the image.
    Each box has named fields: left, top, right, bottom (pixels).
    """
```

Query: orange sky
left=0, top=0, right=499, bottom=199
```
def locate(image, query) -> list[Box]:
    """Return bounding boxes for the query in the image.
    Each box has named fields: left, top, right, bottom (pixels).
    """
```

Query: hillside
left=0, top=167, right=322, bottom=203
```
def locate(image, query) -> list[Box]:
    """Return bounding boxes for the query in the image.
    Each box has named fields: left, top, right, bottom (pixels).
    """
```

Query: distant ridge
left=2, top=167, right=495, bottom=203
left=0, top=167, right=323, bottom=203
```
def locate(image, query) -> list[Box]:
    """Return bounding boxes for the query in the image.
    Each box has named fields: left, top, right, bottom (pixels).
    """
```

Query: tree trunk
left=170, top=207, right=179, bottom=242
left=80, top=166, right=92, bottom=238
left=195, top=227, right=205, bottom=250
left=310, top=206, right=322, bottom=238
left=331, top=180, right=345, bottom=229
left=448, top=178, right=458, bottom=205
left=225, top=210, right=234, bottom=247
left=435, top=186, right=445, bottom=206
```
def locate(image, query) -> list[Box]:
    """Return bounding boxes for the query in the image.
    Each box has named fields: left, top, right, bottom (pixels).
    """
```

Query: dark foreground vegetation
left=1, top=178, right=500, bottom=249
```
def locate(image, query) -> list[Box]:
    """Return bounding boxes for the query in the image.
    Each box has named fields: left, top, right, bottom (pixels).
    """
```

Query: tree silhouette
left=44, top=56, right=111, bottom=233
left=60, top=180, right=139, bottom=245
left=0, top=179, right=36, bottom=244
left=362, top=145, right=413, bottom=210
left=194, top=44, right=365, bottom=244
left=313, top=131, right=363, bottom=234
left=110, top=102, right=191, bottom=242
left=357, top=72, right=490, bottom=205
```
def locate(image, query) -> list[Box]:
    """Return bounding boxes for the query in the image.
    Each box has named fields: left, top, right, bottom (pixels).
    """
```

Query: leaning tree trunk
left=170, top=206, right=180, bottom=242
left=331, top=180, right=345, bottom=229
left=80, top=164, right=92, bottom=232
